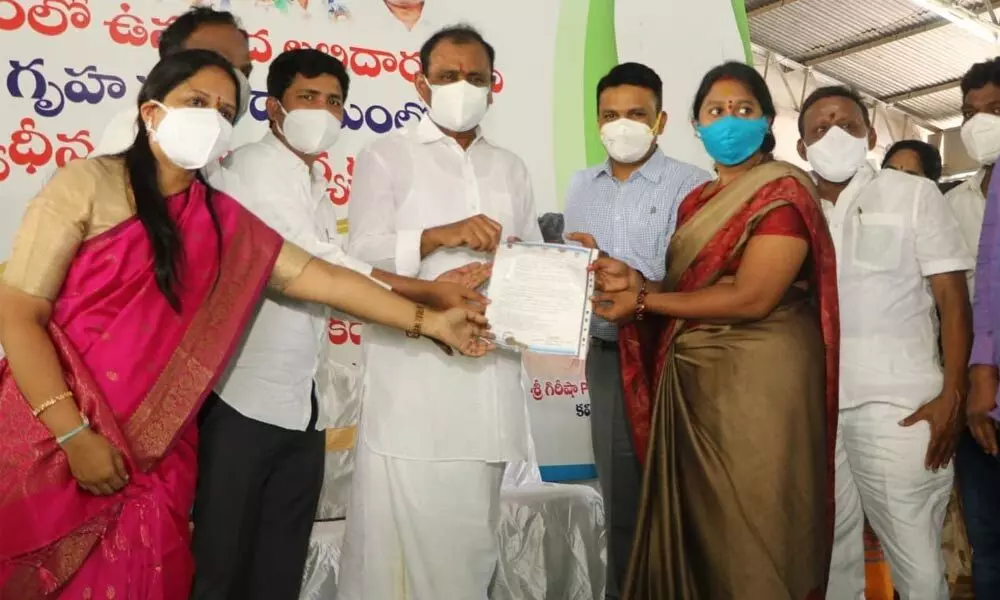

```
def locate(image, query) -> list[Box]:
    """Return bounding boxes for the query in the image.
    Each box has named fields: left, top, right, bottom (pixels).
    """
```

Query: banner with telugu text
left=0, top=0, right=748, bottom=483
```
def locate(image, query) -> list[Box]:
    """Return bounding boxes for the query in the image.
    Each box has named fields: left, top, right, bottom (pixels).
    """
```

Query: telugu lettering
left=315, top=154, right=353, bottom=207
left=529, top=378, right=589, bottom=400
left=248, top=94, right=427, bottom=137
left=328, top=318, right=362, bottom=346
left=104, top=4, right=205, bottom=53
left=1, top=0, right=91, bottom=35
left=7, top=57, right=129, bottom=117
left=3, top=117, right=91, bottom=176
left=279, top=42, right=505, bottom=93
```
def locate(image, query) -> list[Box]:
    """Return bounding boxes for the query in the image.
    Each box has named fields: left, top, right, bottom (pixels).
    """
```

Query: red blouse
left=677, top=181, right=811, bottom=279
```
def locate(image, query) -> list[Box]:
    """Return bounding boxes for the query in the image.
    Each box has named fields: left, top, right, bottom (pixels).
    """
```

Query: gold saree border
left=123, top=220, right=279, bottom=472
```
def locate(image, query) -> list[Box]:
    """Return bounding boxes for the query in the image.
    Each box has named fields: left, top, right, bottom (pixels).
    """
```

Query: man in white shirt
left=797, top=86, right=973, bottom=600
left=190, top=48, right=490, bottom=600
left=338, top=25, right=543, bottom=600
left=92, top=7, right=254, bottom=158
left=946, top=58, right=1000, bottom=296
left=951, top=57, right=1000, bottom=599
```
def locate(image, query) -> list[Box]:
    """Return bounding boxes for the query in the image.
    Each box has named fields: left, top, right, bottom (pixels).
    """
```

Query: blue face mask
left=696, top=116, right=770, bottom=166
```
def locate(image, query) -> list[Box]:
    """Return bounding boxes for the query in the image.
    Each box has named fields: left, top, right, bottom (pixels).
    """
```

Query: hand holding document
left=485, top=242, right=599, bottom=359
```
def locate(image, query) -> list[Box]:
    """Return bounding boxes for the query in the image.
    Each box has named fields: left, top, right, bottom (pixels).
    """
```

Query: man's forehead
left=428, top=41, right=490, bottom=72
left=289, top=73, right=343, bottom=96
left=805, top=96, right=864, bottom=121
left=599, top=85, right=655, bottom=109
left=965, top=83, right=1000, bottom=106
left=185, top=24, right=248, bottom=58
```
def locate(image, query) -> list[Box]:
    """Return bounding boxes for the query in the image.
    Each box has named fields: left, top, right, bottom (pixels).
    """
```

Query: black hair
left=267, top=49, right=351, bottom=101
left=597, top=62, right=663, bottom=112
left=798, top=86, right=871, bottom=136
left=124, top=49, right=239, bottom=310
left=691, top=61, right=777, bottom=154
left=419, top=24, right=495, bottom=75
left=158, top=7, right=247, bottom=58
left=961, top=57, right=1000, bottom=98
left=881, top=139, right=943, bottom=182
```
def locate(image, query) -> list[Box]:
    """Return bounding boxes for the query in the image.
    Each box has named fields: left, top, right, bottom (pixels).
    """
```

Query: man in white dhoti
left=339, top=24, right=543, bottom=600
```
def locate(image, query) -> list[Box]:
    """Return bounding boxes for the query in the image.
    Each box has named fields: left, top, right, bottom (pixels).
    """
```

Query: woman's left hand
left=427, top=308, right=495, bottom=357
left=592, top=290, right=639, bottom=323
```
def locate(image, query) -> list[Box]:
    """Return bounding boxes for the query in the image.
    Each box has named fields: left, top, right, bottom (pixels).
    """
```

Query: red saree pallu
left=0, top=180, right=282, bottom=599
left=618, top=162, right=840, bottom=599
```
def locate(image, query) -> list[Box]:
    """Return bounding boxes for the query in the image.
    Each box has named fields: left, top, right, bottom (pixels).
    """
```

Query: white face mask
left=806, top=126, right=869, bottom=183
left=427, top=80, right=489, bottom=133
left=277, top=104, right=343, bottom=155
left=961, top=113, right=1000, bottom=166
left=234, top=70, right=252, bottom=123
left=600, top=118, right=656, bottom=163
left=147, top=101, right=233, bottom=170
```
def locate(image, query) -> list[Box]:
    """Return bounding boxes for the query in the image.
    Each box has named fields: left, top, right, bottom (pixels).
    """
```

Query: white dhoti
left=826, top=401, right=953, bottom=600
left=338, top=438, right=505, bottom=600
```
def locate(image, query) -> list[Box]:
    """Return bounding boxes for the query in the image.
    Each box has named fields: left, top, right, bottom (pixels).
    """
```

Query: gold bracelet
left=32, top=391, right=74, bottom=418
left=406, top=305, right=426, bottom=339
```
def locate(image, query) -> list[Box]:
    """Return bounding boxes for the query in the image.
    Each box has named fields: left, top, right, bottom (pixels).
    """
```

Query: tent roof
left=747, top=0, right=999, bottom=130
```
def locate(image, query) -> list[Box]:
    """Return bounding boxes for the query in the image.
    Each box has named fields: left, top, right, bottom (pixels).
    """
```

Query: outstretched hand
left=437, top=262, right=492, bottom=289
left=428, top=308, right=495, bottom=357
left=425, top=262, right=492, bottom=313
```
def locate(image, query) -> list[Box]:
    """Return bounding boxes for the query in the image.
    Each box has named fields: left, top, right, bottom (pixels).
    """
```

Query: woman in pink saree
left=0, top=50, right=491, bottom=599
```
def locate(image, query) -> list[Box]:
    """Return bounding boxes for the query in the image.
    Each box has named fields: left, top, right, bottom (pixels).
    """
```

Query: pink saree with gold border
left=0, top=179, right=282, bottom=599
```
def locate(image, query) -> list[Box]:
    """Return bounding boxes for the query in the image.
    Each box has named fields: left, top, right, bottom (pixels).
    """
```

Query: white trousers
left=826, top=402, right=953, bottom=600
left=337, top=439, right=505, bottom=600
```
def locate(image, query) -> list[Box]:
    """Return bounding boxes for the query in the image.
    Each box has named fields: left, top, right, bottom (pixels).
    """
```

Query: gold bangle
left=32, top=391, right=74, bottom=418
left=406, top=305, right=426, bottom=339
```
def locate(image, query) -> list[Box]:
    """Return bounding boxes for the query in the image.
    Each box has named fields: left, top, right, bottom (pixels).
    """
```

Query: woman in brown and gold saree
left=588, top=62, right=840, bottom=598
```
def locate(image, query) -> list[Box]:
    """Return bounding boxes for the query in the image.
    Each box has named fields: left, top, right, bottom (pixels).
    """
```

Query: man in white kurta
left=797, top=87, right=974, bottom=600
left=339, top=25, right=542, bottom=600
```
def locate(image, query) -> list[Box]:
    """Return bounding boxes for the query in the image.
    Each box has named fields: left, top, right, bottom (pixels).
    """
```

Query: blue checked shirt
left=563, top=149, right=711, bottom=341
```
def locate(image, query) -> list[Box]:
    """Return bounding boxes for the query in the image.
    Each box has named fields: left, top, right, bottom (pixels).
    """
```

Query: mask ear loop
left=273, top=101, right=290, bottom=137
left=144, top=100, right=169, bottom=140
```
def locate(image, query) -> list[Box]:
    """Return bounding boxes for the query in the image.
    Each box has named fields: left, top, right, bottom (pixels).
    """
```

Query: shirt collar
left=414, top=116, right=488, bottom=148
left=261, top=131, right=326, bottom=183
left=595, top=147, right=668, bottom=183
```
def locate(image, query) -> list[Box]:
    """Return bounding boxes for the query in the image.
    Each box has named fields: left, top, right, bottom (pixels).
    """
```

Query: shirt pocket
left=628, top=200, right=671, bottom=276
left=852, top=213, right=905, bottom=272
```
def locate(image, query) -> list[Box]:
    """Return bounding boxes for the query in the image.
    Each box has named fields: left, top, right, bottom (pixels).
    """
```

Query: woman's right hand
left=590, top=257, right=641, bottom=293
left=425, top=307, right=495, bottom=358
left=62, top=428, right=129, bottom=495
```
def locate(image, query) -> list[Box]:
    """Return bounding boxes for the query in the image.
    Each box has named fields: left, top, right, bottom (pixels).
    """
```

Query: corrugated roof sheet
left=896, top=87, right=965, bottom=128
left=748, top=0, right=1000, bottom=129
left=817, top=26, right=988, bottom=97
left=750, top=0, right=931, bottom=59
